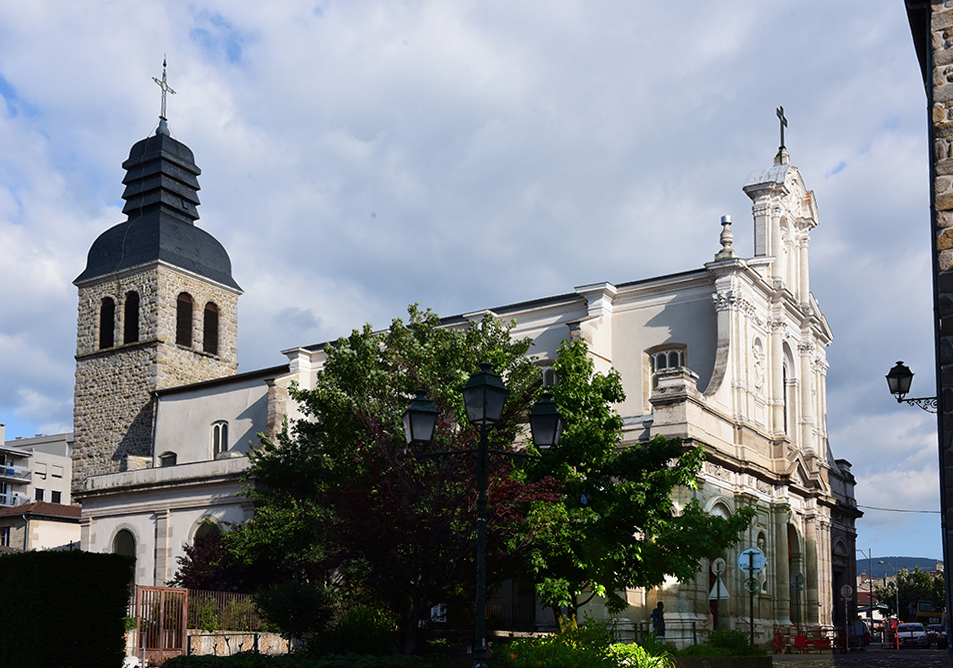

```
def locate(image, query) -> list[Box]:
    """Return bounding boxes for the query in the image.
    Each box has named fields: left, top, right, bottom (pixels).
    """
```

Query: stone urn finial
left=715, top=215, right=737, bottom=260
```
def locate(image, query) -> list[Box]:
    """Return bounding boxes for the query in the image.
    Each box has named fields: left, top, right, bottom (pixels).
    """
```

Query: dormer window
left=649, top=347, right=686, bottom=388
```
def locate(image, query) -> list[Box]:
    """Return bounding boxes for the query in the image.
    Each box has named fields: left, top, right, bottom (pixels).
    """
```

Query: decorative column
left=771, top=206, right=785, bottom=287
left=804, top=513, right=819, bottom=624
left=753, top=202, right=770, bottom=257
left=773, top=504, right=792, bottom=624
left=154, top=508, right=171, bottom=586
left=799, top=343, right=815, bottom=453
left=770, top=320, right=785, bottom=436
left=799, top=234, right=811, bottom=307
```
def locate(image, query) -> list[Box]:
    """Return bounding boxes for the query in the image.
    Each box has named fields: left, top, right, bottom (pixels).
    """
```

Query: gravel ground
left=772, top=648, right=951, bottom=667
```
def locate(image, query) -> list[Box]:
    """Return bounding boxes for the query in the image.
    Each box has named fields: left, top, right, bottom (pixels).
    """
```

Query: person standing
left=651, top=601, right=665, bottom=638
left=850, top=616, right=868, bottom=650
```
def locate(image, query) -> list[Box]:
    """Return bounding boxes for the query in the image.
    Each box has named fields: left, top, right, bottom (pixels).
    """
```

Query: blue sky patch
left=189, top=12, right=250, bottom=66
left=0, top=74, right=38, bottom=118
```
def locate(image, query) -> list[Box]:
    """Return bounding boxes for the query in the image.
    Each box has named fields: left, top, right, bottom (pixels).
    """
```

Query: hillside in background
left=855, top=557, right=943, bottom=579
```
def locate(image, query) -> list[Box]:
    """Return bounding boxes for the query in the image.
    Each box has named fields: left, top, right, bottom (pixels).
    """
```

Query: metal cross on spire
left=776, top=106, right=788, bottom=150
left=152, top=57, right=176, bottom=121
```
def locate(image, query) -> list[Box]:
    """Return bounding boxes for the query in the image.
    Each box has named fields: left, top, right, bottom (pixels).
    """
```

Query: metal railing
left=0, top=465, right=31, bottom=482
left=486, top=602, right=537, bottom=632
left=187, top=589, right=263, bottom=632
left=0, top=492, right=31, bottom=507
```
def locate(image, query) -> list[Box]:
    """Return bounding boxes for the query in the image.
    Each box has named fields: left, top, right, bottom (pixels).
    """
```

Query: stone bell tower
left=72, top=67, right=241, bottom=491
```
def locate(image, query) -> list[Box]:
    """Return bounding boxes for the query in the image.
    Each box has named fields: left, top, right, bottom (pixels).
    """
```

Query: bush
left=0, top=551, right=134, bottom=668
left=322, top=605, right=397, bottom=656
left=255, top=581, right=336, bottom=650
left=492, top=621, right=623, bottom=668
left=611, top=642, right=675, bottom=667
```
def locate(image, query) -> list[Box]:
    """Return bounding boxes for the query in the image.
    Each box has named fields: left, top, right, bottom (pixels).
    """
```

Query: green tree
left=873, top=567, right=944, bottom=620
left=523, top=339, right=755, bottom=627
left=236, top=306, right=557, bottom=654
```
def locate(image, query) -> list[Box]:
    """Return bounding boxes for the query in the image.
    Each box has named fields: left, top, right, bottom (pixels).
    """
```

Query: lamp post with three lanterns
left=403, top=362, right=563, bottom=668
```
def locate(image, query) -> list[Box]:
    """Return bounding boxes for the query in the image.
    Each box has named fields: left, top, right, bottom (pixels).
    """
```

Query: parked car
left=926, top=624, right=943, bottom=644
left=897, top=623, right=931, bottom=649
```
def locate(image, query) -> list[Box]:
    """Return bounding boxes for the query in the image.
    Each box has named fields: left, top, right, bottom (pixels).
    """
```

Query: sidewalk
left=772, top=648, right=949, bottom=667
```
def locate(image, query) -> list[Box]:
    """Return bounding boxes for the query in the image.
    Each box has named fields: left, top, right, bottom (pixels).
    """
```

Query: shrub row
left=0, top=551, right=135, bottom=668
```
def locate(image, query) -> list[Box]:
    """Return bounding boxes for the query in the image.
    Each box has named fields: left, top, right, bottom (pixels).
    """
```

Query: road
left=773, top=648, right=950, bottom=667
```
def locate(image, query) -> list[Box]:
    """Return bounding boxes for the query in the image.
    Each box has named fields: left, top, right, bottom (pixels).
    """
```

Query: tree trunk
left=551, top=604, right=579, bottom=632
left=403, top=615, right=419, bottom=655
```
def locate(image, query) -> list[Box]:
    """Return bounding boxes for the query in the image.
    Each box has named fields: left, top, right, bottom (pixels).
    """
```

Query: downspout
left=150, top=391, right=160, bottom=467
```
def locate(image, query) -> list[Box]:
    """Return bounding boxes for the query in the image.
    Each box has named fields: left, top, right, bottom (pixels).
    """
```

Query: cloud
left=0, top=0, right=938, bottom=558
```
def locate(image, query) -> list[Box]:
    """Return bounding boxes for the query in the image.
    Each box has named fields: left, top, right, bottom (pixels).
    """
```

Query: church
left=71, top=100, right=859, bottom=642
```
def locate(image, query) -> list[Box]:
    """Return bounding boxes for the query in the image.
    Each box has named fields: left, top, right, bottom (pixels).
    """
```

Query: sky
left=0, top=1, right=939, bottom=560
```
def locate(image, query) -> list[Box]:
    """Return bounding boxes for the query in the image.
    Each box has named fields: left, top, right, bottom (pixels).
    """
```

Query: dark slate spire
left=75, top=130, right=240, bottom=290
left=120, top=130, right=202, bottom=225
left=75, top=62, right=240, bottom=290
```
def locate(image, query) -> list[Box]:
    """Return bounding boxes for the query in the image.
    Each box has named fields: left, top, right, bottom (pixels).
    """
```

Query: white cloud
left=0, top=0, right=938, bottom=557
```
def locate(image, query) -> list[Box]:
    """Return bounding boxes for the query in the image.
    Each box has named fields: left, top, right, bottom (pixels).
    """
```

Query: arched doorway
left=113, top=528, right=136, bottom=558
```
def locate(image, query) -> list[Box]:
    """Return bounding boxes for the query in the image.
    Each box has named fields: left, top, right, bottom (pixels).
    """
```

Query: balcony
left=0, top=492, right=32, bottom=507
left=0, top=464, right=31, bottom=484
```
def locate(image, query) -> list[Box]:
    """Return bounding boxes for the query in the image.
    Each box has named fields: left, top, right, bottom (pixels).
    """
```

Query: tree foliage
left=238, top=306, right=559, bottom=653
left=873, top=567, right=945, bottom=620
left=169, top=524, right=308, bottom=593
left=523, top=339, right=755, bottom=624
left=227, top=305, right=753, bottom=651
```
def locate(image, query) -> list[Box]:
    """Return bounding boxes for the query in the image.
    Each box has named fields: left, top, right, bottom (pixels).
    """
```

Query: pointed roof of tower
left=75, top=127, right=240, bottom=291
left=75, top=63, right=240, bottom=290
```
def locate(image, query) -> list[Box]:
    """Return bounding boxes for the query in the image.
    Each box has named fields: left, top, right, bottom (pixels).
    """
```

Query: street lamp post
left=886, top=361, right=939, bottom=413
left=857, top=548, right=873, bottom=621
left=879, top=560, right=901, bottom=620
left=404, top=364, right=563, bottom=668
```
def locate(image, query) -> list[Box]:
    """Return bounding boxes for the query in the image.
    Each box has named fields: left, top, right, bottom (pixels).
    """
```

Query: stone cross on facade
left=152, top=58, right=176, bottom=121
left=777, top=106, right=788, bottom=149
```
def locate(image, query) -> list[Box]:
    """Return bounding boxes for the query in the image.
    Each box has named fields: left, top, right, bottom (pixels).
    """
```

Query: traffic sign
left=792, top=571, right=804, bottom=591
left=711, top=558, right=726, bottom=576
left=738, top=548, right=766, bottom=574
left=743, top=578, right=761, bottom=595
left=709, top=576, right=730, bottom=600
left=840, top=584, right=853, bottom=599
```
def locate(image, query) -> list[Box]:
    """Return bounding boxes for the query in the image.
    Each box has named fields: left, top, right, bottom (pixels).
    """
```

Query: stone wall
left=73, top=262, right=240, bottom=491
left=926, top=0, right=953, bottom=620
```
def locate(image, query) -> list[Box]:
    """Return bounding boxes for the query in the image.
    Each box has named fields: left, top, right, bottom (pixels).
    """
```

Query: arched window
left=541, top=366, right=557, bottom=387
left=194, top=522, right=221, bottom=542
left=782, top=363, right=789, bottom=434
left=123, top=291, right=140, bottom=344
left=203, top=302, right=219, bottom=355
left=99, top=297, right=115, bottom=349
left=113, top=529, right=136, bottom=558
left=176, top=293, right=193, bottom=347
left=158, top=452, right=177, bottom=467
left=211, top=421, right=228, bottom=459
